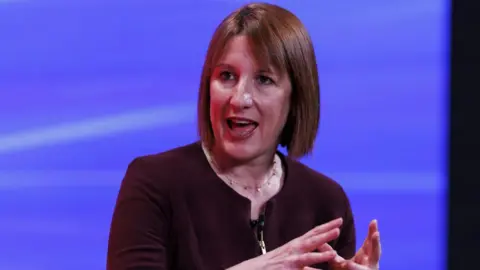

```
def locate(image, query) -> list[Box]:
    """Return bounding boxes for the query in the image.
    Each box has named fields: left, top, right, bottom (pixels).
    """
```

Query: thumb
left=345, top=261, right=371, bottom=270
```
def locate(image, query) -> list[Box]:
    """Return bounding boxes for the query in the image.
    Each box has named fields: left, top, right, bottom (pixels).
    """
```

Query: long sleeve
left=334, top=188, right=356, bottom=259
left=107, top=157, right=171, bottom=270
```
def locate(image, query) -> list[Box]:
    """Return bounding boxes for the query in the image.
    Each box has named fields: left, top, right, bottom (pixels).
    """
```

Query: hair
left=197, top=2, right=320, bottom=159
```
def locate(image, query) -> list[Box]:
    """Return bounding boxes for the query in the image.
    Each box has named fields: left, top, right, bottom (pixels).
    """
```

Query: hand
left=322, top=220, right=382, bottom=270
left=228, top=218, right=343, bottom=270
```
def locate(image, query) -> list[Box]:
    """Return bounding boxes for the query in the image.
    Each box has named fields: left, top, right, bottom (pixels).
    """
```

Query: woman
left=107, top=3, right=381, bottom=270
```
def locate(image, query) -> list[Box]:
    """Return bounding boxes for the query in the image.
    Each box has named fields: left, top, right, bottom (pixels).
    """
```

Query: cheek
left=275, top=105, right=290, bottom=134
left=209, top=83, right=228, bottom=125
left=276, top=93, right=291, bottom=120
left=261, top=97, right=291, bottom=135
left=209, top=81, right=229, bottom=104
left=279, top=92, right=292, bottom=122
left=280, top=101, right=291, bottom=123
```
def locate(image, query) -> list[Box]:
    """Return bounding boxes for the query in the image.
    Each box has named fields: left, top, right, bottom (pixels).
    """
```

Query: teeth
left=233, top=120, right=251, bottom=124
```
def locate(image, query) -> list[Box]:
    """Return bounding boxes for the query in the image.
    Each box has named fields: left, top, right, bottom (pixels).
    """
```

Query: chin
left=221, top=140, right=261, bottom=161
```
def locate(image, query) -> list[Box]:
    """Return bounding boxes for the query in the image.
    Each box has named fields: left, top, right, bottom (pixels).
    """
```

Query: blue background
left=0, top=0, right=448, bottom=269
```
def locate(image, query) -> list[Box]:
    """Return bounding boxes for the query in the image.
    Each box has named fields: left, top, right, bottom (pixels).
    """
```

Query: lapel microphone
left=256, top=213, right=266, bottom=254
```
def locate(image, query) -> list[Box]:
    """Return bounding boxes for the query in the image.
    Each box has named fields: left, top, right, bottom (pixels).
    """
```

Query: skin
left=208, top=35, right=382, bottom=270
left=322, top=220, right=382, bottom=270
left=209, top=35, right=292, bottom=189
left=228, top=218, right=344, bottom=270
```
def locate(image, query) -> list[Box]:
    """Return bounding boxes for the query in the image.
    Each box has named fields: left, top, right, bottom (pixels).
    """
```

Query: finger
left=317, top=243, right=332, bottom=252
left=368, top=232, right=381, bottom=267
left=345, top=261, right=371, bottom=270
left=302, top=218, right=343, bottom=239
left=361, top=220, right=378, bottom=252
left=369, top=220, right=378, bottom=240
left=300, top=228, right=340, bottom=252
left=289, top=250, right=337, bottom=268
left=317, top=243, right=346, bottom=264
left=352, top=254, right=365, bottom=264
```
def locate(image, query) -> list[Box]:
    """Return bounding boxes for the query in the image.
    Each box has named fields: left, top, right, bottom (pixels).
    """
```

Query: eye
left=256, top=75, right=274, bottom=85
left=219, top=71, right=235, bottom=81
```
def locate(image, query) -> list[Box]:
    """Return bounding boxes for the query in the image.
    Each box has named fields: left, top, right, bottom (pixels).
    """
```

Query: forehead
left=215, top=35, right=281, bottom=73
left=217, top=36, right=259, bottom=68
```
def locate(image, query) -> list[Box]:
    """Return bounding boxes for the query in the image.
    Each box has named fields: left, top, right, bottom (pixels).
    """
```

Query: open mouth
left=226, top=117, right=259, bottom=139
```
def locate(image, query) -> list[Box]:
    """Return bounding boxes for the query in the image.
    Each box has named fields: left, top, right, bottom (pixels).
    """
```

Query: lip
left=225, top=116, right=258, bottom=124
left=224, top=116, right=259, bottom=140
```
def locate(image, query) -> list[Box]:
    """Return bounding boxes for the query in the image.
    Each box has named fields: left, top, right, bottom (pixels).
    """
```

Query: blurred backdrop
left=0, top=0, right=448, bottom=269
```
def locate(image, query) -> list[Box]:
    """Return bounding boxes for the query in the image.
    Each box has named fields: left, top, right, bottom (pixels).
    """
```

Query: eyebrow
left=215, top=63, right=277, bottom=75
left=257, top=68, right=275, bottom=74
left=214, top=63, right=233, bottom=69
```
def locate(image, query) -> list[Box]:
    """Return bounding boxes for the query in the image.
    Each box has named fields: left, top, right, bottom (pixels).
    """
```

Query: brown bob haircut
left=197, top=2, right=320, bottom=159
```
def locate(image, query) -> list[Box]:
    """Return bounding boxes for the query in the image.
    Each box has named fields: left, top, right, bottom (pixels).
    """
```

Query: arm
left=107, top=158, right=171, bottom=270
left=334, top=188, right=356, bottom=259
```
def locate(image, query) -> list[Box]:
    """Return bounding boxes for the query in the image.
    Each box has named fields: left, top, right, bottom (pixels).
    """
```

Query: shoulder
left=283, top=156, right=355, bottom=252
left=120, top=142, right=205, bottom=195
left=283, top=156, right=350, bottom=210
left=285, top=157, right=347, bottom=195
left=130, top=141, right=203, bottom=174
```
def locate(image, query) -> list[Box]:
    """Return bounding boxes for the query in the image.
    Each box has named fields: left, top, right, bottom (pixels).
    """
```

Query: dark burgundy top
left=107, top=142, right=356, bottom=270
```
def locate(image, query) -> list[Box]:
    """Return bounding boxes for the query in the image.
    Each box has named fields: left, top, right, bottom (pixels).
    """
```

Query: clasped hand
left=229, top=218, right=381, bottom=270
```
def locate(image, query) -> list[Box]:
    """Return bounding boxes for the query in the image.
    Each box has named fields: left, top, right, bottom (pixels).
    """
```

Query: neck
left=207, top=144, right=277, bottom=188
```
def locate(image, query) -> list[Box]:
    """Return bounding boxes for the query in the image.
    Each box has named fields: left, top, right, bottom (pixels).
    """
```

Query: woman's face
left=209, top=35, right=292, bottom=161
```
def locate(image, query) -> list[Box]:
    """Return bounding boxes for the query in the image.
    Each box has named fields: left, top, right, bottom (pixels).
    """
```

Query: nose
left=229, top=78, right=254, bottom=109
